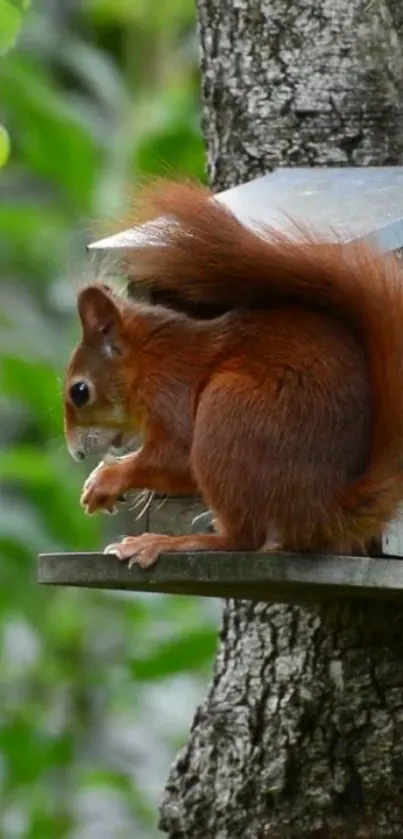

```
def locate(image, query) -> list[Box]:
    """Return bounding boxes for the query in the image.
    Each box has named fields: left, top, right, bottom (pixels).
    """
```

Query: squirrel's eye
left=69, top=381, right=91, bottom=408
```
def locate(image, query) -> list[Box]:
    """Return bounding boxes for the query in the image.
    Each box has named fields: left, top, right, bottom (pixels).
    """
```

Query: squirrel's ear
left=77, top=285, right=123, bottom=353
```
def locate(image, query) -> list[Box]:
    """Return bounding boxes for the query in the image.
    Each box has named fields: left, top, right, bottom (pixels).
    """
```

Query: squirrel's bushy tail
left=125, top=180, right=403, bottom=547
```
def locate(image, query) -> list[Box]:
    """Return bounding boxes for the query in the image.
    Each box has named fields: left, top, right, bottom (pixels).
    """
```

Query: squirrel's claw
left=104, top=534, right=168, bottom=568
left=80, top=461, right=128, bottom=515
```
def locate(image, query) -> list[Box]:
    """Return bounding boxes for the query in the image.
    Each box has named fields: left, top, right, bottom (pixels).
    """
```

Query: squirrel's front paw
left=81, top=462, right=129, bottom=515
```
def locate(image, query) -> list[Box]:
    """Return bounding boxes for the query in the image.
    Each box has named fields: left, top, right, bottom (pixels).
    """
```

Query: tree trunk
left=159, top=2, right=403, bottom=836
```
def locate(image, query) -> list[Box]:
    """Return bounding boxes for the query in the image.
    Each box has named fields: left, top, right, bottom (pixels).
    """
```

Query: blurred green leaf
left=0, top=495, right=57, bottom=555
left=9, top=0, right=31, bottom=9
left=0, top=447, right=62, bottom=485
left=130, top=629, right=217, bottom=681
left=0, top=123, right=11, bottom=166
left=0, top=0, right=23, bottom=55
left=87, top=0, right=195, bottom=30
left=1, top=60, right=99, bottom=208
left=0, top=718, right=72, bottom=785
left=1, top=355, right=61, bottom=434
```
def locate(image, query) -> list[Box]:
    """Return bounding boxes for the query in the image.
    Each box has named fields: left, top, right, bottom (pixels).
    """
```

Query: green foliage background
left=0, top=2, right=219, bottom=836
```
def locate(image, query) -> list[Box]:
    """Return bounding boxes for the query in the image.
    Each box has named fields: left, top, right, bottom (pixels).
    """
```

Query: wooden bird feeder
left=38, top=166, right=403, bottom=603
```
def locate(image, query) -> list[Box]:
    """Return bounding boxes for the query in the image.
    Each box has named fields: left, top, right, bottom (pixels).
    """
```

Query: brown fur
left=63, top=181, right=403, bottom=566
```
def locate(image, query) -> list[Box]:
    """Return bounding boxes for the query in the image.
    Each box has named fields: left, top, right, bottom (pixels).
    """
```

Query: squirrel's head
left=63, top=284, right=141, bottom=461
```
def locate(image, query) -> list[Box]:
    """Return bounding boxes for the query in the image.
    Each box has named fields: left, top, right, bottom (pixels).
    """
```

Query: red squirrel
left=63, top=180, right=403, bottom=568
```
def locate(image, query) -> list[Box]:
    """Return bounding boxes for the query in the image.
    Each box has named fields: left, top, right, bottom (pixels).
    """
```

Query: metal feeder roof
left=88, top=166, right=403, bottom=254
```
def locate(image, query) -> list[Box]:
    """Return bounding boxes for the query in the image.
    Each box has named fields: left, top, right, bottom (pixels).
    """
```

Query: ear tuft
left=77, top=285, right=121, bottom=336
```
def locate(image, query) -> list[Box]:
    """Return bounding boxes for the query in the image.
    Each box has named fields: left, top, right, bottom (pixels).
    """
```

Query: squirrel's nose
left=76, top=449, right=85, bottom=461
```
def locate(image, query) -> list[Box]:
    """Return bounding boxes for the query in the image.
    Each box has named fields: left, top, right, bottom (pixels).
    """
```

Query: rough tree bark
left=159, top=2, right=403, bottom=837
